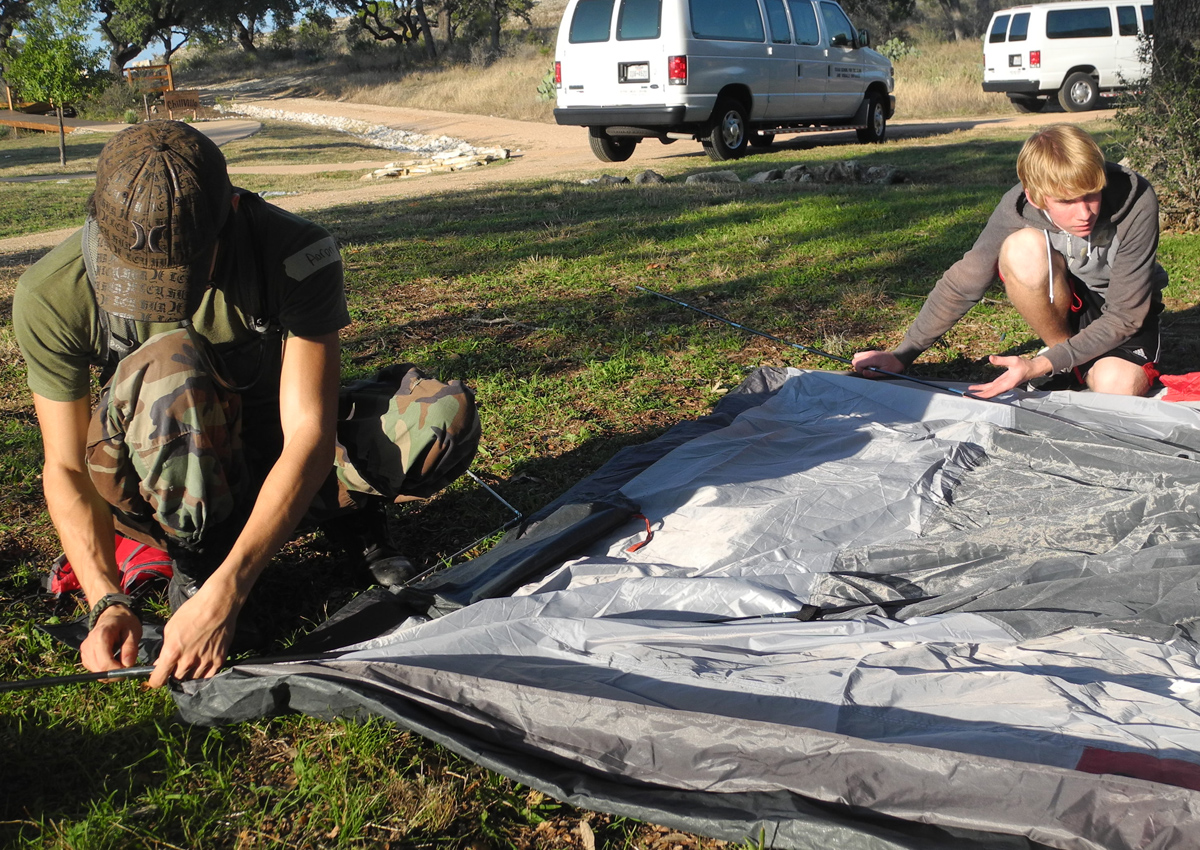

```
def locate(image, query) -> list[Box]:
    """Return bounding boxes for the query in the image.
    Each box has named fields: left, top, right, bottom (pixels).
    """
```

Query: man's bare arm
left=33, top=394, right=142, bottom=672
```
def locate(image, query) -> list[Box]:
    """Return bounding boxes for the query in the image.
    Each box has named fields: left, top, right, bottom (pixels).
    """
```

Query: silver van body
left=553, top=0, right=895, bottom=162
left=983, top=0, right=1152, bottom=113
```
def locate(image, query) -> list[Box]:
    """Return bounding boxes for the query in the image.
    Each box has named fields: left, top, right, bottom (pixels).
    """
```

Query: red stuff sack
left=43, top=535, right=174, bottom=597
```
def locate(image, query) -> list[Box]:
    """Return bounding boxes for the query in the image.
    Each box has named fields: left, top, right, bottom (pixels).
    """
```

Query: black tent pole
left=0, top=650, right=345, bottom=693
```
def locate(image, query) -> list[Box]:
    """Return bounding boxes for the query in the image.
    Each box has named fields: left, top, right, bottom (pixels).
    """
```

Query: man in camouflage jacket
left=14, top=121, right=479, bottom=687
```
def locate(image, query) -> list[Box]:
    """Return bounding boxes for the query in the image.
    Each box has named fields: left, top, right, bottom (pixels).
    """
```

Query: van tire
left=588, top=129, right=637, bottom=162
left=1010, top=95, right=1048, bottom=113
left=1058, top=73, right=1100, bottom=112
left=855, top=94, right=887, bottom=143
left=749, top=131, right=775, bottom=149
left=703, top=100, right=749, bottom=161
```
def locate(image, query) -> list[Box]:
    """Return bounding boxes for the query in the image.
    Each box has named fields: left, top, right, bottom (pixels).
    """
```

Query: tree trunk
left=56, top=104, right=66, bottom=167
left=108, top=43, right=141, bottom=76
left=439, top=6, right=454, bottom=45
left=936, top=0, right=966, bottom=41
left=1155, top=0, right=1200, bottom=71
left=235, top=20, right=259, bottom=53
left=489, top=0, right=501, bottom=55
left=415, top=0, right=437, bottom=60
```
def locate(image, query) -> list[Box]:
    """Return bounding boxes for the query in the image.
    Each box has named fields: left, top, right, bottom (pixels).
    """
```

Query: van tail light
left=555, top=61, right=562, bottom=85
left=668, top=55, right=687, bottom=85
left=1029, top=50, right=1041, bottom=68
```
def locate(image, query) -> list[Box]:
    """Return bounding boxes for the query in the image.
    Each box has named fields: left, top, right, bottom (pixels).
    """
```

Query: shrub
left=879, top=37, right=919, bottom=61
left=75, top=79, right=144, bottom=122
left=536, top=64, right=555, bottom=101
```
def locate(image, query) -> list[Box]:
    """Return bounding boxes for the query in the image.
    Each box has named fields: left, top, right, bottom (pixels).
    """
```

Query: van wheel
left=855, top=94, right=887, bottom=143
left=588, top=129, right=637, bottom=162
left=748, top=131, right=775, bottom=149
left=1010, top=95, right=1048, bottom=113
left=1058, top=73, right=1100, bottom=112
left=703, top=100, right=748, bottom=161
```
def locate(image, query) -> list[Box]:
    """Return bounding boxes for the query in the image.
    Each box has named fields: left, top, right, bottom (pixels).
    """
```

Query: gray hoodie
left=894, top=162, right=1168, bottom=375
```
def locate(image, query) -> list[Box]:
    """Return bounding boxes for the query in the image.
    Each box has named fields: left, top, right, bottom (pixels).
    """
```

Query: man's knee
left=1086, top=357, right=1151, bottom=396
left=334, top=366, right=481, bottom=504
left=999, top=227, right=1061, bottom=295
left=397, top=374, right=481, bottom=498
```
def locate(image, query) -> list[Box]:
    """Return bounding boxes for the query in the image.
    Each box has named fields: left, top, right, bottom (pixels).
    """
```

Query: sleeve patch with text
left=284, top=236, right=341, bottom=281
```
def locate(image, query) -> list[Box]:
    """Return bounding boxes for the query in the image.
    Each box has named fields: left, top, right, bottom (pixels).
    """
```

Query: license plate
left=1009, top=54, right=1022, bottom=67
left=622, top=63, right=650, bottom=82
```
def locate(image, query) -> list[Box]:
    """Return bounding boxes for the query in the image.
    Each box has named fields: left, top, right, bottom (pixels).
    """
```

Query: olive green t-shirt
left=14, top=195, right=351, bottom=404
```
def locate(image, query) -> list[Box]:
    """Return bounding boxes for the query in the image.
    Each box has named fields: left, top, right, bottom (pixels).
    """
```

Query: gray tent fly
left=177, top=368, right=1200, bottom=850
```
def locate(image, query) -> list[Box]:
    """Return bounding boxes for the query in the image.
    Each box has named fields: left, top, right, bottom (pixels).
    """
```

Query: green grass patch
left=0, top=122, right=394, bottom=239
left=1, top=122, right=1198, bottom=848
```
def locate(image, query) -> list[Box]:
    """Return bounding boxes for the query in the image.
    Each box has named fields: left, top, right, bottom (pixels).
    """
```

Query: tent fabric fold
left=176, top=369, right=1200, bottom=849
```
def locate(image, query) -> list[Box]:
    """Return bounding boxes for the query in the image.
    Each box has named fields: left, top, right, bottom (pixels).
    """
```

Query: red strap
left=1077, top=747, right=1200, bottom=791
left=625, top=513, right=655, bottom=553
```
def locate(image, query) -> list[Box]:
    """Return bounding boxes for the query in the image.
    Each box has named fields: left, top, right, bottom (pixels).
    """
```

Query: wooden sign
left=124, top=64, right=174, bottom=94
left=164, top=89, right=201, bottom=118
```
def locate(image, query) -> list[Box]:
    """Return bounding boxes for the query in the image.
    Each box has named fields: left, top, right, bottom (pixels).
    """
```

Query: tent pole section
left=0, top=651, right=348, bottom=693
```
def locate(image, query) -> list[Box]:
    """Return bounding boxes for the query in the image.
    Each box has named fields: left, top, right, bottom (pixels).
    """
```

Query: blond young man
left=852, top=124, right=1167, bottom=399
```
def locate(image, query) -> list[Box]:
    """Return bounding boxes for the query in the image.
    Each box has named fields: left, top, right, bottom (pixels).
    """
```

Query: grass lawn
left=1, top=120, right=1198, bottom=849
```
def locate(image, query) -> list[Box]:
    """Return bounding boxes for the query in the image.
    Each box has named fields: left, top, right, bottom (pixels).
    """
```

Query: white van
left=983, top=0, right=1153, bottom=113
left=553, top=0, right=895, bottom=162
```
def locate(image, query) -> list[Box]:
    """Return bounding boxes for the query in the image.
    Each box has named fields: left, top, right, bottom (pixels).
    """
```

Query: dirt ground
left=0, top=98, right=1114, bottom=256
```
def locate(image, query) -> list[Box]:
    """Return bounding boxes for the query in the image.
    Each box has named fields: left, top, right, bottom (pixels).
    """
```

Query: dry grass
left=892, top=38, right=1015, bottom=119
left=340, top=45, right=557, bottom=123
left=333, top=27, right=1016, bottom=125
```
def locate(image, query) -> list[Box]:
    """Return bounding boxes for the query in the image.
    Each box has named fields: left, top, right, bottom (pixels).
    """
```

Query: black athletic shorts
left=1068, top=274, right=1163, bottom=370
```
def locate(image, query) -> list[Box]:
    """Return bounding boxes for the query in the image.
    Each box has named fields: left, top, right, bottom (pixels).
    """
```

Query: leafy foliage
left=0, top=0, right=34, bottom=62
left=1115, top=19, right=1200, bottom=231
left=3, top=0, right=103, bottom=107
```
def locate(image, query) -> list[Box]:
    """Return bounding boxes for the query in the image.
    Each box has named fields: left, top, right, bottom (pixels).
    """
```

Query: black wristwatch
left=88, top=592, right=136, bottom=630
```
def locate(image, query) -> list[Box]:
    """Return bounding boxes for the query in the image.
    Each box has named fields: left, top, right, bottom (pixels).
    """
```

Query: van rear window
left=988, top=14, right=1010, bottom=43
left=570, top=0, right=615, bottom=42
left=618, top=0, right=661, bottom=40
left=1046, top=7, right=1113, bottom=39
left=1009, top=12, right=1029, bottom=41
left=690, top=0, right=766, bottom=42
left=1141, top=4, right=1153, bottom=35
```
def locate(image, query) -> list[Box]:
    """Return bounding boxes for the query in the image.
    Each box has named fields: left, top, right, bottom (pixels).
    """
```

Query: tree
left=841, top=0, right=916, bottom=42
left=1116, top=0, right=1200, bottom=231
left=154, top=24, right=193, bottom=62
left=0, top=0, right=34, bottom=66
left=201, top=0, right=300, bottom=53
left=1154, top=0, right=1200, bottom=65
left=94, top=0, right=197, bottom=74
left=332, top=0, right=436, bottom=59
left=5, top=0, right=103, bottom=165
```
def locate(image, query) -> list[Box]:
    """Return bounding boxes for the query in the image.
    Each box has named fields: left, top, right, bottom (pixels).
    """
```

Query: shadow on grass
left=0, top=713, right=219, bottom=833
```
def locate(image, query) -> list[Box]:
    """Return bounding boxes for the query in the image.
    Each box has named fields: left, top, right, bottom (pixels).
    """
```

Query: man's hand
left=148, top=582, right=239, bottom=688
left=80, top=604, right=142, bottom=673
left=851, top=350, right=905, bottom=379
left=967, top=353, right=1052, bottom=399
